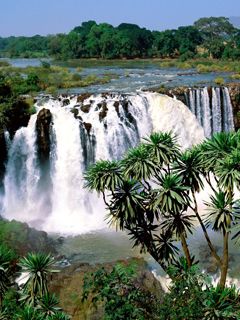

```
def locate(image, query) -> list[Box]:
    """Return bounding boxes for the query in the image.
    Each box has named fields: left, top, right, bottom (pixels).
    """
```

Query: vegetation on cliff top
left=0, top=16, right=239, bottom=61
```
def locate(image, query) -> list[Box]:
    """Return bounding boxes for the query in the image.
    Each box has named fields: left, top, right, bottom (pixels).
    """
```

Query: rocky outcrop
left=0, top=130, right=7, bottom=189
left=81, top=104, right=91, bottom=113
left=98, top=101, right=108, bottom=121
left=77, top=93, right=91, bottom=103
left=36, top=108, right=52, bottom=164
left=83, top=122, right=92, bottom=133
left=49, top=258, right=163, bottom=320
left=0, top=219, right=56, bottom=256
left=62, top=98, right=70, bottom=106
left=228, top=84, right=240, bottom=130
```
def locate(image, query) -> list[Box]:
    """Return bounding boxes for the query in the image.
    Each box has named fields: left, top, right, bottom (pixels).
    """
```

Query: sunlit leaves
left=174, top=147, right=204, bottom=192
left=205, top=191, right=233, bottom=232
left=143, top=131, right=180, bottom=167
left=84, top=160, right=123, bottom=192
left=153, top=173, right=190, bottom=214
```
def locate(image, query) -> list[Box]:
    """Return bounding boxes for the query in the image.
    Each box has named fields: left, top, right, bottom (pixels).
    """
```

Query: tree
left=0, top=245, right=16, bottom=307
left=175, top=26, right=203, bottom=55
left=152, top=30, right=177, bottom=57
left=18, top=253, right=58, bottom=305
left=85, top=131, right=240, bottom=288
left=194, top=17, right=236, bottom=57
left=194, top=17, right=236, bottom=41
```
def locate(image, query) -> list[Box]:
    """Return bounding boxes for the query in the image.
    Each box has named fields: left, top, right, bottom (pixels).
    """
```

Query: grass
left=0, top=64, right=118, bottom=93
left=159, top=58, right=240, bottom=73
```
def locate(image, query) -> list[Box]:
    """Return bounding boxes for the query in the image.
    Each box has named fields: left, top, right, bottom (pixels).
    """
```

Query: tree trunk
left=192, top=190, right=221, bottom=265
left=219, top=231, right=229, bottom=288
left=180, top=234, right=192, bottom=268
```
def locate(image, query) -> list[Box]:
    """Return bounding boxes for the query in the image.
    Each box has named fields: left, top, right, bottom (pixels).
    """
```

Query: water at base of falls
left=0, top=90, right=229, bottom=235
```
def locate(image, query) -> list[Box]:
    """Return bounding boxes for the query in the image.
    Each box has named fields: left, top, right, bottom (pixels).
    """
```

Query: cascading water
left=1, top=89, right=232, bottom=234
left=186, top=87, right=234, bottom=137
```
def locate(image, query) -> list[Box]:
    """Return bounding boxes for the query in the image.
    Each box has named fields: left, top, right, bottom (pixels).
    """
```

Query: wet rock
left=71, top=108, right=79, bottom=118
left=62, top=98, right=70, bottom=106
left=113, top=101, right=120, bottom=116
left=99, top=102, right=108, bottom=121
left=36, top=108, right=52, bottom=164
left=228, top=83, right=240, bottom=130
left=49, top=258, right=164, bottom=320
left=0, top=130, right=7, bottom=188
left=77, top=93, right=91, bottom=103
left=83, top=122, right=92, bottom=133
left=80, top=104, right=91, bottom=113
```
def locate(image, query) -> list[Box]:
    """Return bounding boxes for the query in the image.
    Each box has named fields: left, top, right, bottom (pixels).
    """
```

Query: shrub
left=214, top=77, right=225, bottom=86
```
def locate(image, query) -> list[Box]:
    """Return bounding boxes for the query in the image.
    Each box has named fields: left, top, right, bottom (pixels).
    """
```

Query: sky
left=0, top=0, right=240, bottom=37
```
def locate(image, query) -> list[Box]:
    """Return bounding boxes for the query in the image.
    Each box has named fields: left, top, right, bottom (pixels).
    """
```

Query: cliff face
left=152, top=84, right=240, bottom=131
left=36, top=108, right=52, bottom=165
left=228, top=84, right=240, bottom=130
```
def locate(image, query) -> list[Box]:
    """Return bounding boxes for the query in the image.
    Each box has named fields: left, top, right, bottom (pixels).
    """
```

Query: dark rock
left=80, top=104, right=91, bottom=113
left=0, top=131, right=7, bottom=188
left=113, top=101, right=120, bottom=116
left=62, top=98, right=70, bottom=106
left=227, top=83, right=240, bottom=130
left=71, top=108, right=79, bottom=118
left=36, top=108, right=52, bottom=164
left=77, top=93, right=91, bottom=103
left=99, top=102, right=108, bottom=121
left=83, top=122, right=92, bottom=133
left=6, top=99, right=31, bottom=138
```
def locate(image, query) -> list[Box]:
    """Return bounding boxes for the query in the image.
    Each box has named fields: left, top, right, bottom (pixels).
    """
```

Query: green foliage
left=85, top=130, right=240, bottom=288
left=19, top=253, right=58, bottom=305
left=0, top=249, right=70, bottom=319
left=0, top=16, right=238, bottom=60
left=214, top=76, right=225, bottom=85
left=158, top=258, right=240, bottom=320
left=82, top=262, right=157, bottom=320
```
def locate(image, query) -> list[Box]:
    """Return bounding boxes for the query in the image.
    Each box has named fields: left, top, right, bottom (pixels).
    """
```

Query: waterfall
left=186, top=87, right=234, bottom=137
left=2, top=115, right=42, bottom=223
left=0, top=91, right=214, bottom=234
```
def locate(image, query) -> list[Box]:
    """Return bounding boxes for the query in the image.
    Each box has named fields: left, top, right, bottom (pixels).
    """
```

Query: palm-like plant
left=108, top=180, right=145, bottom=229
left=36, top=293, right=61, bottom=317
left=16, top=305, right=44, bottom=320
left=84, top=160, right=123, bottom=193
left=122, top=144, right=156, bottom=185
left=84, top=160, right=123, bottom=206
left=161, top=211, right=195, bottom=267
left=215, top=149, right=240, bottom=192
left=200, top=132, right=236, bottom=173
left=205, top=191, right=234, bottom=288
left=19, top=253, right=58, bottom=305
left=174, top=148, right=204, bottom=193
left=205, top=191, right=233, bottom=232
left=154, top=230, right=179, bottom=265
left=143, top=131, right=180, bottom=168
left=153, top=173, right=190, bottom=214
left=47, top=312, right=71, bottom=320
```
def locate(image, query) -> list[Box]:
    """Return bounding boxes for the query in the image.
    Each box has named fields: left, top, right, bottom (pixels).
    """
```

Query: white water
left=1, top=90, right=232, bottom=234
left=187, top=87, right=234, bottom=137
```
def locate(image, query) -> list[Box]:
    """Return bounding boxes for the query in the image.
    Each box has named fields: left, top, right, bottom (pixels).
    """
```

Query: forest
left=0, top=17, right=240, bottom=60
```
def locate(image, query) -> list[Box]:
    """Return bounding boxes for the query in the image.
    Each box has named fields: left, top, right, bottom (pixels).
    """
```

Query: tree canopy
left=0, top=16, right=239, bottom=60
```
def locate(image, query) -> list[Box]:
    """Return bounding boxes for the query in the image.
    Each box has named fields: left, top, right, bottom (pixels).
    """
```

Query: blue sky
left=1, top=0, right=240, bottom=36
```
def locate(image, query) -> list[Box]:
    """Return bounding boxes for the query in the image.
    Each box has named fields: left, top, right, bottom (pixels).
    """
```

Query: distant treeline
left=0, top=17, right=240, bottom=60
